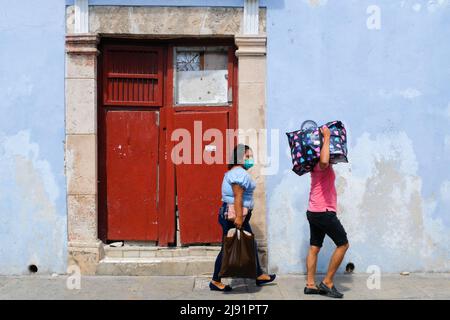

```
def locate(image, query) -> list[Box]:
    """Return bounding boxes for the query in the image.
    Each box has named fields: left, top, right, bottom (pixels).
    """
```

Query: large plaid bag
left=286, top=120, right=348, bottom=176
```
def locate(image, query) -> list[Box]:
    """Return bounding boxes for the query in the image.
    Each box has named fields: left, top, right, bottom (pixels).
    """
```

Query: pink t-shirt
left=307, top=163, right=337, bottom=212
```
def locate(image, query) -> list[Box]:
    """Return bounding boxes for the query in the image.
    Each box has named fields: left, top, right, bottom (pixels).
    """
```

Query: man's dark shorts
left=306, top=210, right=348, bottom=247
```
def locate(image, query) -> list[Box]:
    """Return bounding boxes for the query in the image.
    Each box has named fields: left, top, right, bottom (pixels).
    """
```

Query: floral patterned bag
left=286, top=120, right=348, bottom=176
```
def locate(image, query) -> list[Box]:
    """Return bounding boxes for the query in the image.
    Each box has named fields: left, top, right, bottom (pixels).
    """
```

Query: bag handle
left=300, top=120, right=318, bottom=131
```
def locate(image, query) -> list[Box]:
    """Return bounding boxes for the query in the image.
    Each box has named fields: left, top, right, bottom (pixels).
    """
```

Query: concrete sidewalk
left=0, top=273, right=448, bottom=300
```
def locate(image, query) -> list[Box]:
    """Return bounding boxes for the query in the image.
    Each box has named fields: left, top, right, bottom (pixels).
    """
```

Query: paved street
left=0, top=273, right=448, bottom=300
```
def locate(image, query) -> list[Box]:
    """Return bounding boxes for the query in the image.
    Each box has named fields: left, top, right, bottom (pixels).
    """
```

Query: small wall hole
left=28, top=265, right=38, bottom=273
left=345, top=262, right=355, bottom=273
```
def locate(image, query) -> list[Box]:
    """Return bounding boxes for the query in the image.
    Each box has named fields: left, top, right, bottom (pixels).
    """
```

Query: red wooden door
left=106, top=111, right=159, bottom=240
left=99, top=41, right=237, bottom=245
left=100, top=44, right=167, bottom=242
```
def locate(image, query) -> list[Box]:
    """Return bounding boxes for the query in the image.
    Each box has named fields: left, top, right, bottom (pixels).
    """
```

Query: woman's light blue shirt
left=221, top=166, right=256, bottom=209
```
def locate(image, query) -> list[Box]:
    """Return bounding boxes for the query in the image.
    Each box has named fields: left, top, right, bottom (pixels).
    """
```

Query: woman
left=304, top=126, right=349, bottom=299
left=210, top=144, right=276, bottom=292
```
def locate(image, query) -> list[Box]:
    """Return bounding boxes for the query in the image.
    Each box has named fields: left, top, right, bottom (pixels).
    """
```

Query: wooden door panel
left=106, top=111, right=159, bottom=241
left=174, top=111, right=230, bottom=244
left=103, top=46, right=164, bottom=107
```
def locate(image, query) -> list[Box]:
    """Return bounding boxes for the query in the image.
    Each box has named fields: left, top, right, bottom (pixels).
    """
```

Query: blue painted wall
left=0, top=0, right=67, bottom=274
left=266, top=0, right=450, bottom=273
left=2, top=0, right=448, bottom=275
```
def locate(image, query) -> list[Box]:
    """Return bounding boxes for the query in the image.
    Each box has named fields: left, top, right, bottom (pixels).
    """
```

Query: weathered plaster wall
left=4, top=0, right=445, bottom=276
left=0, top=1, right=67, bottom=274
left=266, top=0, right=450, bottom=273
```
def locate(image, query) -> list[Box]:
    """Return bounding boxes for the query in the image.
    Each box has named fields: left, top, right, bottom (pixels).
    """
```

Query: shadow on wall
left=268, top=131, right=450, bottom=274
left=264, top=0, right=285, bottom=9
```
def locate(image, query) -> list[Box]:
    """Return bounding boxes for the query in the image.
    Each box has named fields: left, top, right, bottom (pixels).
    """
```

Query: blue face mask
left=243, top=158, right=254, bottom=170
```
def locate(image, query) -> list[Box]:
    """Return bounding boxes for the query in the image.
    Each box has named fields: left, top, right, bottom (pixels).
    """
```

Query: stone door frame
left=65, top=4, right=268, bottom=274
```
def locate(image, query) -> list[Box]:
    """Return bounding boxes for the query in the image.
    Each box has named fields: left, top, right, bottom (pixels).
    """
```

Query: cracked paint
left=306, top=0, right=328, bottom=7
left=0, top=131, right=67, bottom=274
left=379, top=88, right=423, bottom=100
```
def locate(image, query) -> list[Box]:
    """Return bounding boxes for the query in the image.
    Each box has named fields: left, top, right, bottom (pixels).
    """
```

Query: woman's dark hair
left=228, top=144, right=251, bottom=170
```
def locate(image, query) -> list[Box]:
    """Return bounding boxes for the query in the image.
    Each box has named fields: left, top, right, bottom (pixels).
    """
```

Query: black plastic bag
left=218, top=228, right=257, bottom=279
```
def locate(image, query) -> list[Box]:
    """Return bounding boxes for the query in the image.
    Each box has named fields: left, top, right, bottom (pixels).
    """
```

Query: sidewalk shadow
left=332, top=273, right=354, bottom=292
left=226, top=278, right=264, bottom=295
left=246, top=281, right=278, bottom=294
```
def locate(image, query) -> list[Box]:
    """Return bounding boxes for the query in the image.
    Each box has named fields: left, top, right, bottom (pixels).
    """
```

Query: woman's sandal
left=209, top=282, right=232, bottom=292
left=255, top=274, right=277, bottom=286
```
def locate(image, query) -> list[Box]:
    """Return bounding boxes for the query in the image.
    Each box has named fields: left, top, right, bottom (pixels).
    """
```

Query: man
left=304, top=125, right=349, bottom=298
